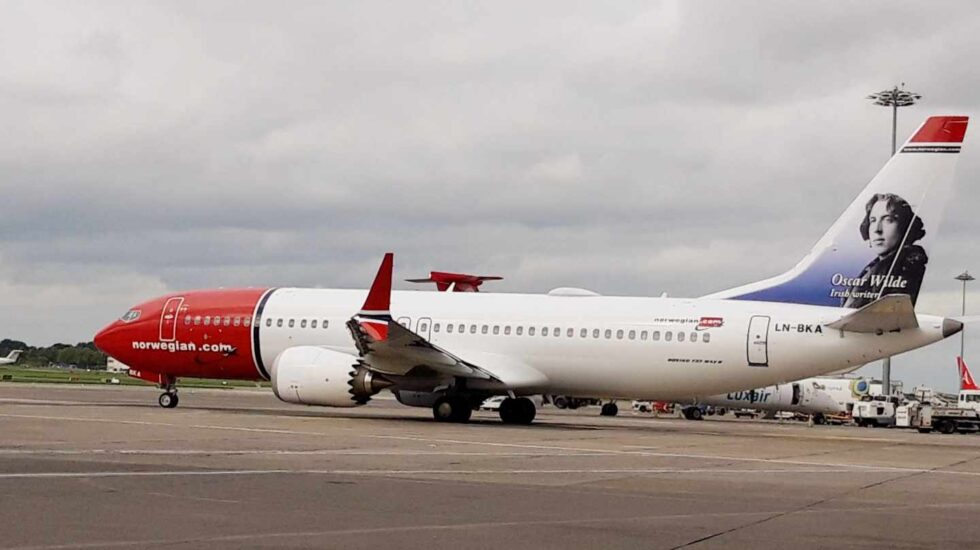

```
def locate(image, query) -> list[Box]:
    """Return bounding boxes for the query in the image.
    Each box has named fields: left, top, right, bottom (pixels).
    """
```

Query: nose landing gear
left=158, top=391, right=179, bottom=408
left=157, top=375, right=179, bottom=408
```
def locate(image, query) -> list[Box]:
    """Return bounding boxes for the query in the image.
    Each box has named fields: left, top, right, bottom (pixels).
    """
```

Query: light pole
left=866, top=84, right=921, bottom=395
left=867, top=85, right=922, bottom=156
left=956, top=271, right=974, bottom=360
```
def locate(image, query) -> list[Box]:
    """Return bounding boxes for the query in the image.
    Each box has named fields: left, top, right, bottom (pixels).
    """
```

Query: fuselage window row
left=426, top=321, right=710, bottom=343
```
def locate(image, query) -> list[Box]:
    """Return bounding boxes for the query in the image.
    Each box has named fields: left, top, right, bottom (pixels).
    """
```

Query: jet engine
left=271, top=346, right=390, bottom=407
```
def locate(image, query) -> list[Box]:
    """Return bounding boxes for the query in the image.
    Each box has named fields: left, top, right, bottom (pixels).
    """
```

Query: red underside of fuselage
left=94, top=288, right=272, bottom=381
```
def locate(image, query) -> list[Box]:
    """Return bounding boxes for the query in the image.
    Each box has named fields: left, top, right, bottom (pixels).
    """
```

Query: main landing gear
left=499, top=397, right=536, bottom=425
left=158, top=375, right=179, bottom=409
left=432, top=396, right=472, bottom=423
left=600, top=402, right=619, bottom=417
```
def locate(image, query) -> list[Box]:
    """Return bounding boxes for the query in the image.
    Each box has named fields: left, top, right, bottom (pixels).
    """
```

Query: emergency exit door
left=747, top=315, right=770, bottom=367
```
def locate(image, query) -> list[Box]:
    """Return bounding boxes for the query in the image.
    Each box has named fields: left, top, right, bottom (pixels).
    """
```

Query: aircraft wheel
left=158, top=392, right=178, bottom=409
left=600, top=403, right=618, bottom=417
left=688, top=407, right=703, bottom=421
left=500, top=398, right=536, bottom=425
left=433, top=396, right=470, bottom=422
left=812, top=413, right=826, bottom=425
left=552, top=396, right=569, bottom=409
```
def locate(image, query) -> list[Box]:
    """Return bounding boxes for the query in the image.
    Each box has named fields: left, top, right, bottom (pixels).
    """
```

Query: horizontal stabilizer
left=825, top=294, right=918, bottom=333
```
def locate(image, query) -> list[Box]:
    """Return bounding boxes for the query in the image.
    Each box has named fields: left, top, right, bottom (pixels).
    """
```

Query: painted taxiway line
left=0, top=448, right=608, bottom=457
left=3, top=412, right=979, bottom=478
left=3, top=509, right=782, bottom=550
left=0, top=465, right=962, bottom=480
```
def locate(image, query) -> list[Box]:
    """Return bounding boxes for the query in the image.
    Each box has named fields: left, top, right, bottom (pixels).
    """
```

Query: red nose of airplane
left=93, top=321, right=122, bottom=358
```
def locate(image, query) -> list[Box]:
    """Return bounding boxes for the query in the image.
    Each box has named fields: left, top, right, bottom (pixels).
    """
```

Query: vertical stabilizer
left=706, top=116, right=969, bottom=308
left=958, top=356, right=978, bottom=391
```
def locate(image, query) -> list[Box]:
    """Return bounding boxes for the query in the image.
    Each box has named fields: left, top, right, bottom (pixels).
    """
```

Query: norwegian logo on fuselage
left=697, top=317, right=723, bottom=330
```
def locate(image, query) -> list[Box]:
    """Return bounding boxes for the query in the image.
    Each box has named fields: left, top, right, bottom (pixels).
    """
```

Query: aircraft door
left=746, top=315, right=770, bottom=367
left=416, top=317, right=432, bottom=340
left=159, top=297, right=184, bottom=342
left=791, top=383, right=802, bottom=406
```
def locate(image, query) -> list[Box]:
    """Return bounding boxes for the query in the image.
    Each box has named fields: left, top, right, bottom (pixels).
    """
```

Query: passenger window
left=224, top=317, right=231, bottom=327
left=504, top=326, right=511, bottom=335
left=311, top=320, right=317, bottom=329
left=434, top=323, right=440, bottom=333
left=640, top=330, right=647, bottom=340
left=703, top=333, right=711, bottom=343
left=653, top=331, right=660, bottom=341
left=266, top=318, right=273, bottom=327
left=481, top=325, right=488, bottom=334
left=554, top=328, right=560, bottom=338
left=677, top=332, right=685, bottom=342
left=323, top=320, right=329, bottom=329
left=184, top=315, right=191, bottom=325
left=420, top=322, right=429, bottom=332
left=628, top=330, right=636, bottom=340
left=542, top=327, right=549, bottom=337
left=288, top=319, right=295, bottom=328
left=580, top=328, right=587, bottom=338
left=690, top=332, right=698, bottom=342
left=300, top=319, right=307, bottom=328
left=244, top=317, right=251, bottom=327
left=194, top=316, right=201, bottom=326
left=277, top=319, right=283, bottom=328
left=447, top=324, right=454, bottom=334
left=493, top=326, right=500, bottom=335
left=616, top=329, right=624, bottom=340
left=605, top=329, right=612, bottom=339
left=516, top=326, right=523, bottom=336
left=529, top=327, right=536, bottom=336
left=470, top=325, right=477, bottom=334
left=567, top=328, right=574, bottom=338
left=204, top=317, right=211, bottom=326
left=593, top=329, right=600, bottom=338
left=665, top=331, right=672, bottom=342
left=459, top=323, right=465, bottom=333
left=233, top=317, right=241, bottom=327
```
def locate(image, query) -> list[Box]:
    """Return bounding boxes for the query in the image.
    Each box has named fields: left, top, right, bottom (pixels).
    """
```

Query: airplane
left=678, top=375, right=877, bottom=422
left=0, top=350, right=23, bottom=365
left=94, top=115, right=969, bottom=424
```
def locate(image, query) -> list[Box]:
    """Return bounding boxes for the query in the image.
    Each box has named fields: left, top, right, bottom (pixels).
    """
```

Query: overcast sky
left=2, top=1, right=980, bottom=391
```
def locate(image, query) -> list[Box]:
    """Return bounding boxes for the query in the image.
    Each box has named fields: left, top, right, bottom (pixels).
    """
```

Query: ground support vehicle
left=896, top=402, right=980, bottom=434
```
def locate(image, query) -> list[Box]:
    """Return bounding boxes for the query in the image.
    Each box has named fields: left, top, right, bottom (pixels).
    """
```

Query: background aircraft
left=0, top=350, right=23, bottom=365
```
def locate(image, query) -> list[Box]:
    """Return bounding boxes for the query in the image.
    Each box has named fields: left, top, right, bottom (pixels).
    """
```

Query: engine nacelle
left=271, top=346, right=388, bottom=407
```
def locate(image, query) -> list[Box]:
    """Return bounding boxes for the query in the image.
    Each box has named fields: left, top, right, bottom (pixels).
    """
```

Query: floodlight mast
left=866, top=84, right=921, bottom=395
left=956, top=271, right=975, bottom=361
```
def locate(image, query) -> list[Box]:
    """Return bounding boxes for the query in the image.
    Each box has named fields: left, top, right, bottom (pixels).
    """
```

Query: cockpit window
left=120, top=310, right=141, bottom=323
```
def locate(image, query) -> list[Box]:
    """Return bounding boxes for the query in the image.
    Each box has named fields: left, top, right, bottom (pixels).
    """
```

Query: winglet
left=959, top=356, right=979, bottom=391
left=360, top=253, right=393, bottom=315
left=353, top=253, right=394, bottom=343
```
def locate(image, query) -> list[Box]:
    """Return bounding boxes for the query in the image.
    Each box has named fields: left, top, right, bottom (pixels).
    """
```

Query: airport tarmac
left=2, top=384, right=980, bottom=550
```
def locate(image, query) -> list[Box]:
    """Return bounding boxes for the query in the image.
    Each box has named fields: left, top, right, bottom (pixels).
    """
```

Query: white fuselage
left=254, top=289, right=949, bottom=400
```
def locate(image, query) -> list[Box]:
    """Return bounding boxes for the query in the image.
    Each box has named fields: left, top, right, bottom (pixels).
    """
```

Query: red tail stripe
left=910, top=116, right=969, bottom=143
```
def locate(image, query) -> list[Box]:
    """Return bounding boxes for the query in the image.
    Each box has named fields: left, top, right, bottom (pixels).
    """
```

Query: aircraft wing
left=825, top=294, right=919, bottom=333
left=346, top=254, right=545, bottom=388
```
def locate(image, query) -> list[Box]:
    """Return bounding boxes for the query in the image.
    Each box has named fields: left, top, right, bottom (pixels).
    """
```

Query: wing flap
left=825, top=294, right=918, bottom=333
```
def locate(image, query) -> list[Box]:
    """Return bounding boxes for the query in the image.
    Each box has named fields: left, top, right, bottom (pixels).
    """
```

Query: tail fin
left=6, top=350, right=22, bottom=362
left=958, top=356, right=978, bottom=391
left=706, top=116, right=969, bottom=308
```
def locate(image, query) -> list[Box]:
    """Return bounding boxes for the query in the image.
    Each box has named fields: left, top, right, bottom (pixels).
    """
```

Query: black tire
left=938, top=420, right=957, bottom=435
left=552, top=396, right=568, bottom=409
left=600, top=403, right=618, bottom=417
left=500, top=397, right=535, bottom=425
left=433, top=397, right=455, bottom=422
left=688, top=407, right=703, bottom=421
left=717, top=408, right=727, bottom=416
left=158, top=393, right=178, bottom=408
left=812, top=414, right=826, bottom=425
